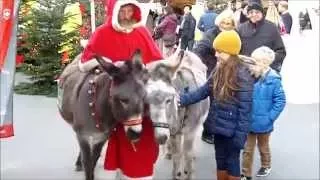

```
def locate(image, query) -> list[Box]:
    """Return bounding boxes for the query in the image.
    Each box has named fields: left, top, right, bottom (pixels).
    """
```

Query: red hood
left=105, top=0, right=143, bottom=33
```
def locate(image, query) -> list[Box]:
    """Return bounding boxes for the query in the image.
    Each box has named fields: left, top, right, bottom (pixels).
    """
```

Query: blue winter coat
left=197, top=10, right=217, bottom=32
left=251, top=69, right=286, bottom=133
left=180, top=63, right=255, bottom=149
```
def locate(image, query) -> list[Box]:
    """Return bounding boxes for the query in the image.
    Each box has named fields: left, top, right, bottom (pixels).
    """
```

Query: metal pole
left=90, top=0, right=96, bottom=33
left=0, top=0, right=19, bottom=138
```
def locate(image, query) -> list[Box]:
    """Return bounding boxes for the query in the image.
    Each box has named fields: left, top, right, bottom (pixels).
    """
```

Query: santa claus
left=79, top=0, right=162, bottom=179
left=79, top=0, right=163, bottom=71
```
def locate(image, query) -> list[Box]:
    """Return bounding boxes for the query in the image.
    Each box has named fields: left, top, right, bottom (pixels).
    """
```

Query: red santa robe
left=104, top=117, right=159, bottom=178
left=79, top=0, right=163, bottom=71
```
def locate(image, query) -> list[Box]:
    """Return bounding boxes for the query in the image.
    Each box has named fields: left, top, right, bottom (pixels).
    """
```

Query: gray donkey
left=146, top=50, right=210, bottom=180
left=58, top=50, right=165, bottom=180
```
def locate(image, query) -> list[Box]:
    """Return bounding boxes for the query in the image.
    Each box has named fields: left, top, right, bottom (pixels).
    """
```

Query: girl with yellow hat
left=179, top=30, right=255, bottom=180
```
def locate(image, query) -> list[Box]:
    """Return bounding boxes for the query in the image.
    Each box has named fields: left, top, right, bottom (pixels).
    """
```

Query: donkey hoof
left=75, top=165, right=83, bottom=171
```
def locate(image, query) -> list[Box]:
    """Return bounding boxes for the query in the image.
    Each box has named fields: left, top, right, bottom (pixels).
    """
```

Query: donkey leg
left=171, top=134, right=183, bottom=180
left=166, top=136, right=173, bottom=160
left=75, top=151, right=83, bottom=171
left=78, top=137, right=95, bottom=180
left=183, top=132, right=196, bottom=180
left=92, top=140, right=106, bottom=169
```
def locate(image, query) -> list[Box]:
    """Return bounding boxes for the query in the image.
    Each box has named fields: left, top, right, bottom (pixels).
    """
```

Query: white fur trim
left=111, top=0, right=143, bottom=33
left=78, top=57, right=113, bottom=72
left=80, top=39, right=89, bottom=48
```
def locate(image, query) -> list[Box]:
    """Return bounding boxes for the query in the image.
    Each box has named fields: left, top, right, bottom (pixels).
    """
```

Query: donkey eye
left=119, top=98, right=129, bottom=104
left=165, top=99, right=172, bottom=104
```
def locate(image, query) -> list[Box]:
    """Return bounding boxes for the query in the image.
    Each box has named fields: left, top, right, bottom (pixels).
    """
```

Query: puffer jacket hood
left=239, top=55, right=269, bottom=79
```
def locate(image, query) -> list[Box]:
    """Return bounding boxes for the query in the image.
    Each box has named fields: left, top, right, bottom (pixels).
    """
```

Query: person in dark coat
left=192, top=9, right=237, bottom=144
left=278, top=0, right=292, bottom=34
left=237, top=0, right=286, bottom=73
left=193, top=9, right=236, bottom=77
left=298, top=8, right=312, bottom=32
left=179, top=5, right=196, bottom=50
left=179, top=30, right=255, bottom=180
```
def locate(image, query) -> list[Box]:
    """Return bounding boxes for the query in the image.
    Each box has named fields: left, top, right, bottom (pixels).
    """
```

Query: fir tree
left=15, top=0, right=81, bottom=97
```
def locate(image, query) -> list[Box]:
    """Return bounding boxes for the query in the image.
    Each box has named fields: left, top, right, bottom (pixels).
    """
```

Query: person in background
left=298, top=8, right=312, bottom=33
left=265, top=0, right=286, bottom=35
left=179, top=5, right=196, bottom=51
left=154, top=6, right=178, bottom=58
left=179, top=30, right=255, bottom=180
left=241, top=46, right=286, bottom=180
left=234, top=0, right=249, bottom=28
left=197, top=1, right=217, bottom=33
left=238, top=0, right=286, bottom=73
left=277, top=0, right=292, bottom=34
left=193, top=9, right=236, bottom=78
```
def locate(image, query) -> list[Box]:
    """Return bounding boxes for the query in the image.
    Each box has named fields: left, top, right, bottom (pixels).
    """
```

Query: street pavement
left=0, top=72, right=319, bottom=180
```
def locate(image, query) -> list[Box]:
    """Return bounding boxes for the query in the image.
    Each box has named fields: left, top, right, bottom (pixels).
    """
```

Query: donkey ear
left=131, top=49, right=144, bottom=71
left=94, top=55, right=112, bottom=71
left=168, top=50, right=184, bottom=79
left=94, top=55, right=121, bottom=77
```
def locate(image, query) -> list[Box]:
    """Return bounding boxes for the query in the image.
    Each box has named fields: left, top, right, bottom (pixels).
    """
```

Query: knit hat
left=213, top=30, right=242, bottom=55
left=247, top=0, right=264, bottom=13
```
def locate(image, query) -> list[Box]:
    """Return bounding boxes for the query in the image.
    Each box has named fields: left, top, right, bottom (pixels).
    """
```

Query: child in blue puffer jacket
left=241, top=46, right=286, bottom=180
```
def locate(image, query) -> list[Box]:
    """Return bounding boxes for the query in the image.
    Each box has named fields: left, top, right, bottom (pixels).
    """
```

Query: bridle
left=88, top=67, right=146, bottom=130
left=122, top=118, right=143, bottom=127
left=152, top=122, right=169, bottom=128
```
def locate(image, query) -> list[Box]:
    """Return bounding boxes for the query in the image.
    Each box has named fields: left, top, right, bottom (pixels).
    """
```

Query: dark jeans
left=214, top=134, right=241, bottom=177
left=180, top=38, right=194, bottom=51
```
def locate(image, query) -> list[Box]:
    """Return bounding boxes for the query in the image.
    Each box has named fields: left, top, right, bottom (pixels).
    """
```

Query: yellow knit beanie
left=213, top=30, right=242, bottom=55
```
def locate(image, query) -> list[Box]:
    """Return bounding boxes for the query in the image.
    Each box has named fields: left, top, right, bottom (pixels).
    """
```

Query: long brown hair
left=212, top=55, right=240, bottom=102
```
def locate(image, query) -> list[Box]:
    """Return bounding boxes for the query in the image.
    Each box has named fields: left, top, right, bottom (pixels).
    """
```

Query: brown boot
left=227, top=175, right=240, bottom=180
left=217, top=170, right=228, bottom=180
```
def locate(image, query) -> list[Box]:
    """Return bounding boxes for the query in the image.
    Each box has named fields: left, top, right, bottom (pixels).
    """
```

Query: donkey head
left=95, top=50, right=149, bottom=141
left=145, top=50, right=185, bottom=144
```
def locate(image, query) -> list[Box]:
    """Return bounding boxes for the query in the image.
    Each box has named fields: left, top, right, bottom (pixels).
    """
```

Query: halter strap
left=152, top=122, right=169, bottom=129
left=122, top=118, right=143, bottom=126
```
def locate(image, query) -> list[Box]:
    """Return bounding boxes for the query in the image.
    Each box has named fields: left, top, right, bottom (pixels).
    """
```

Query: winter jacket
left=192, top=26, right=220, bottom=76
left=238, top=19, right=286, bottom=73
left=180, top=13, right=196, bottom=40
left=197, top=10, right=217, bottom=32
left=180, top=62, right=255, bottom=149
left=251, top=69, right=286, bottom=133
left=155, top=14, right=178, bottom=47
